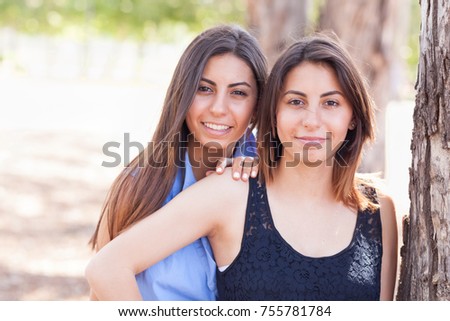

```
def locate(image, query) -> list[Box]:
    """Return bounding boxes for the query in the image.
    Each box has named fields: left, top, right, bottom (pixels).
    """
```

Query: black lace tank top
left=217, top=178, right=382, bottom=300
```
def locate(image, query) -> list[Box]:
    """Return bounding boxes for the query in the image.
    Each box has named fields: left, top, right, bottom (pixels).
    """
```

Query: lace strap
left=357, top=186, right=382, bottom=244
left=243, top=178, right=269, bottom=238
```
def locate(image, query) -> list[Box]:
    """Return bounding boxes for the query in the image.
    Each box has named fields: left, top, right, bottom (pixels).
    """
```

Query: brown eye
left=232, top=90, right=247, bottom=96
left=324, top=100, right=339, bottom=108
left=288, top=99, right=304, bottom=106
left=198, top=86, right=212, bottom=93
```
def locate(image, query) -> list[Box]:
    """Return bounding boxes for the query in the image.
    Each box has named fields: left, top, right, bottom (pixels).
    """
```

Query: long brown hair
left=90, top=25, right=267, bottom=249
left=257, top=35, right=377, bottom=211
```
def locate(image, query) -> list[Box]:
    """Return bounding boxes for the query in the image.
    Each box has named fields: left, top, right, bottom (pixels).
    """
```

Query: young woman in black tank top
left=86, top=35, right=398, bottom=301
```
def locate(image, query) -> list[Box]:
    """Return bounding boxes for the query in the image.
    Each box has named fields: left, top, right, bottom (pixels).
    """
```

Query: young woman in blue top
left=88, top=25, right=267, bottom=300
left=86, top=35, right=398, bottom=300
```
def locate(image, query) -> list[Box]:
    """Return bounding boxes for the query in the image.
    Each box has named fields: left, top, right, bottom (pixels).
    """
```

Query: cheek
left=330, top=119, right=352, bottom=146
left=234, top=101, right=256, bottom=127
left=185, top=106, right=199, bottom=133
left=276, top=110, right=294, bottom=140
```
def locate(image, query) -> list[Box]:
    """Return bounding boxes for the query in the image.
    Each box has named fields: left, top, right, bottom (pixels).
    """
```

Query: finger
left=250, top=163, right=259, bottom=178
left=231, top=156, right=246, bottom=180
left=215, top=158, right=232, bottom=175
left=205, top=170, right=215, bottom=177
left=240, top=157, right=255, bottom=181
left=237, top=157, right=254, bottom=182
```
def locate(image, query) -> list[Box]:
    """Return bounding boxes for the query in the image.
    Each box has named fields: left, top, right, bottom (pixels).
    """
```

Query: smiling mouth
left=297, top=136, right=327, bottom=142
left=202, top=122, right=232, bottom=131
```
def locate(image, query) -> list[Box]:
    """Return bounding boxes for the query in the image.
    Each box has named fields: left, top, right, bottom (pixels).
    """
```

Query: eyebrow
left=283, top=89, right=344, bottom=97
left=200, top=77, right=252, bottom=88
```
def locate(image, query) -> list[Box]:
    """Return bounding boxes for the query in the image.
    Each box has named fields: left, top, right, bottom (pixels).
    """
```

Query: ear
left=349, top=119, right=356, bottom=130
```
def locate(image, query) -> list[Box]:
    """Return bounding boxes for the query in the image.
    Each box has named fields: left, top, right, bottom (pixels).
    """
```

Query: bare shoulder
left=376, top=190, right=398, bottom=238
left=376, top=190, right=396, bottom=220
left=175, top=167, right=250, bottom=221
left=194, top=167, right=250, bottom=200
left=357, top=175, right=396, bottom=223
left=199, top=169, right=251, bottom=263
left=376, top=190, right=398, bottom=300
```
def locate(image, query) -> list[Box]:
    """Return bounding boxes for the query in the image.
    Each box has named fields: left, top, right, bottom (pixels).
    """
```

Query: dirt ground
left=0, top=129, right=122, bottom=300
left=0, top=72, right=166, bottom=301
left=0, top=37, right=177, bottom=301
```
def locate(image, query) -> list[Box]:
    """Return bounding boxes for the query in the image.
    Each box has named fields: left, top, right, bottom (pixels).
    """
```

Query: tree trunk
left=397, top=0, right=450, bottom=300
left=246, top=0, right=310, bottom=67
left=319, top=0, right=409, bottom=175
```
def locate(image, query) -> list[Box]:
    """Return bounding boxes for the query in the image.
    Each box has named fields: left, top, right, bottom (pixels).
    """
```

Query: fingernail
left=233, top=172, right=240, bottom=179
left=242, top=173, right=249, bottom=180
left=216, top=167, right=223, bottom=172
left=251, top=171, right=257, bottom=177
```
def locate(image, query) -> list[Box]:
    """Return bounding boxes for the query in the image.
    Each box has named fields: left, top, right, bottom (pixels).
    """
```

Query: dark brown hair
left=257, top=34, right=377, bottom=211
left=90, top=25, right=267, bottom=249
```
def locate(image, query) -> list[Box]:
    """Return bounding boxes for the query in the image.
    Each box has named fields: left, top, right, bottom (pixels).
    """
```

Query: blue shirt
left=135, top=130, right=256, bottom=300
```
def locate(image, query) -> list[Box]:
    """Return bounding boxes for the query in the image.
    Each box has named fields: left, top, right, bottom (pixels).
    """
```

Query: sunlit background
left=0, top=0, right=419, bottom=300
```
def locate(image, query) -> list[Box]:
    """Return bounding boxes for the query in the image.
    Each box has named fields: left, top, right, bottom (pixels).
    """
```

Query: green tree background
left=0, top=0, right=245, bottom=40
left=0, top=0, right=419, bottom=78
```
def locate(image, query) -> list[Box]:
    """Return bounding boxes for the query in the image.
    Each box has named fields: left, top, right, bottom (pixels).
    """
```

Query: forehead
left=203, top=53, right=255, bottom=82
left=283, top=61, right=342, bottom=91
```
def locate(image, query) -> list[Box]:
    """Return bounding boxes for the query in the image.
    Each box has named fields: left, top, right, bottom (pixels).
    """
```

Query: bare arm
left=85, top=171, right=245, bottom=300
left=88, top=208, right=112, bottom=300
left=378, top=193, right=398, bottom=300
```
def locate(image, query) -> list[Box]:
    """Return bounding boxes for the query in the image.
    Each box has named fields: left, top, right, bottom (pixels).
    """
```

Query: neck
left=272, top=156, right=335, bottom=201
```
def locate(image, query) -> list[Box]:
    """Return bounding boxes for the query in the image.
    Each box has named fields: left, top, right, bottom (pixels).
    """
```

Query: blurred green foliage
left=406, top=0, right=420, bottom=83
left=0, top=0, right=246, bottom=40
left=0, top=0, right=420, bottom=84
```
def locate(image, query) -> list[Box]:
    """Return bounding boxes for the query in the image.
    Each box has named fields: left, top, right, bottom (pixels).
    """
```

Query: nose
left=209, top=92, right=228, bottom=116
left=302, top=106, right=321, bottom=129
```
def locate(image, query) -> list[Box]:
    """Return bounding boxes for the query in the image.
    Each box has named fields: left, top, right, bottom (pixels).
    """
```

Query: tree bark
left=397, top=0, right=450, bottom=300
left=246, top=0, right=310, bottom=67
left=319, top=0, right=409, bottom=175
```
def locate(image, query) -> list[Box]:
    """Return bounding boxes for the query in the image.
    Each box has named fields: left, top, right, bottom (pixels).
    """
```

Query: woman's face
left=276, top=61, right=354, bottom=167
left=185, top=53, right=257, bottom=152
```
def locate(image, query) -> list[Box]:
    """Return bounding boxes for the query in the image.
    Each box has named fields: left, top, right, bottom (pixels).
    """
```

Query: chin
left=201, top=140, right=229, bottom=151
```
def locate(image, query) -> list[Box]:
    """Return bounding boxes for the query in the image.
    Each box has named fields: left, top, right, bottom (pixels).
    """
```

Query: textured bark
left=319, top=0, right=409, bottom=174
left=246, top=0, right=309, bottom=67
left=397, top=0, right=450, bottom=300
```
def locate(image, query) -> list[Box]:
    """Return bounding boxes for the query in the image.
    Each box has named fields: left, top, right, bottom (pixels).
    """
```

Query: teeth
left=203, top=122, right=231, bottom=131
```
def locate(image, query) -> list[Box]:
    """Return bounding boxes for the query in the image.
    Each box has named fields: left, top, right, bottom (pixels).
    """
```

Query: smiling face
left=276, top=61, right=354, bottom=166
left=185, top=53, right=257, bottom=153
